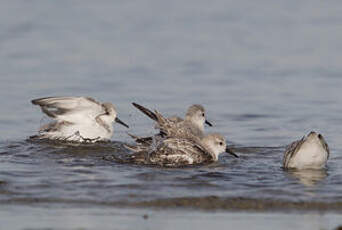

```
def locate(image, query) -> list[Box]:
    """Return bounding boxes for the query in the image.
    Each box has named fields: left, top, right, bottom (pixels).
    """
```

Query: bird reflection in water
left=286, top=169, right=328, bottom=187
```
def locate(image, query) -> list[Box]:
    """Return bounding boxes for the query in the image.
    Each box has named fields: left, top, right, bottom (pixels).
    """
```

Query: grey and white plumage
left=132, top=103, right=212, bottom=140
left=283, top=131, right=330, bottom=169
left=31, top=96, right=129, bottom=142
left=126, top=133, right=231, bottom=167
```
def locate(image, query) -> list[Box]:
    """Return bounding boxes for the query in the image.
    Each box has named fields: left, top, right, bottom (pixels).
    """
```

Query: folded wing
left=283, top=136, right=305, bottom=168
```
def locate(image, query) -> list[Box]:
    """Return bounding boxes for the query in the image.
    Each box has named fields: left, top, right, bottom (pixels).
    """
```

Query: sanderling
left=132, top=103, right=212, bottom=139
left=30, top=96, right=129, bottom=142
left=283, top=131, right=330, bottom=169
left=125, top=133, right=238, bottom=166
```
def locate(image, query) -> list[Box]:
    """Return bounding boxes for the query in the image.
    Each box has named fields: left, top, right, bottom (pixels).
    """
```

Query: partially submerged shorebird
left=132, top=103, right=212, bottom=140
left=31, top=96, right=129, bottom=142
left=126, top=133, right=238, bottom=167
left=126, top=102, right=238, bottom=166
left=283, top=131, right=330, bottom=169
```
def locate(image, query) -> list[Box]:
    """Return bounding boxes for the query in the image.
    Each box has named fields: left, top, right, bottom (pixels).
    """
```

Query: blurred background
left=1, top=0, right=342, bottom=146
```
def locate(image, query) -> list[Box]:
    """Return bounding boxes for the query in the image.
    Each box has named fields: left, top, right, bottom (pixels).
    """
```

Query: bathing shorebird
left=132, top=103, right=212, bottom=141
left=31, top=96, right=129, bottom=142
left=126, top=133, right=237, bottom=167
left=283, top=131, right=330, bottom=169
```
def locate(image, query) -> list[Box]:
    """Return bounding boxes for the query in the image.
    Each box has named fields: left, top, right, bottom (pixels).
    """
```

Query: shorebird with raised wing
left=31, top=96, right=129, bottom=142
left=132, top=103, right=212, bottom=141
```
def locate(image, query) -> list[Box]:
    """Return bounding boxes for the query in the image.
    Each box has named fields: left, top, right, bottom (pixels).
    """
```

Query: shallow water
left=1, top=0, right=342, bottom=229
left=1, top=140, right=341, bottom=208
left=1, top=206, right=342, bottom=230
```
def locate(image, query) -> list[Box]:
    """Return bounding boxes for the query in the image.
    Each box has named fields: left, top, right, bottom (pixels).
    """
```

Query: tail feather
left=154, top=110, right=172, bottom=136
left=132, top=103, right=158, bottom=121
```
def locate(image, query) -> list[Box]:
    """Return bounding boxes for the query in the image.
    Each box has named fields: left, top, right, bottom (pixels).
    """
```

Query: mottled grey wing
left=154, top=110, right=178, bottom=136
left=149, top=138, right=212, bottom=166
left=283, top=136, right=305, bottom=168
left=190, top=143, right=214, bottom=163
left=154, top=111, right=202, bottom=139
left=126, top=133, right=164, bottom=152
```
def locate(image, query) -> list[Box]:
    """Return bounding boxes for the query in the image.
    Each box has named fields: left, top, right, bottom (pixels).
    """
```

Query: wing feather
left=149, top=138, right=212, bottom=165
left=32, top=96, right=104, bottom=123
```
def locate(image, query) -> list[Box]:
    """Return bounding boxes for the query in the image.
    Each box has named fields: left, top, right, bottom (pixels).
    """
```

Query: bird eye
left=202, top=113, right=205, bottom=117
left=318, top=134, right=322, bottom=139
left=219, top=142, right=223, bottom=146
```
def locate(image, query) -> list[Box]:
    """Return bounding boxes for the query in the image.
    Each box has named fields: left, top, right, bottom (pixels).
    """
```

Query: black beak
left=205, top=120, right=213, bottom=127
left=225, top=147, right=239, bottom=158
left=115, top=117, right=129, bottom=128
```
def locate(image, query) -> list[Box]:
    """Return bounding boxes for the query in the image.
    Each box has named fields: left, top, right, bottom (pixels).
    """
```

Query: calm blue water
left=1, top=0, right=342, bottom=229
